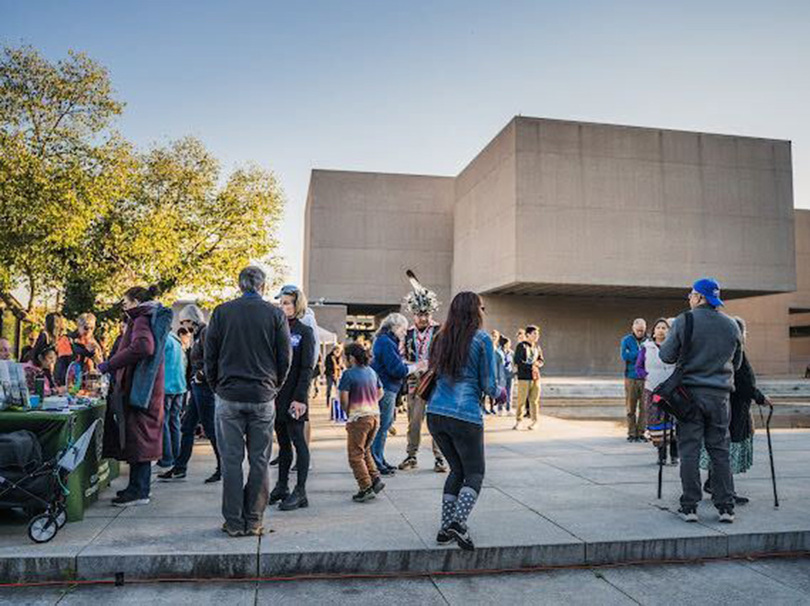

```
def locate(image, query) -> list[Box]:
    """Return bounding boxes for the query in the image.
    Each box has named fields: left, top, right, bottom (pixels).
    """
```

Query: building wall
left=304, top=169, right=455, bottom=309
left=453, top=121, right=518, bottom=293
left=309, top=303, right=348, bottom=344
left=482, top=293, right=685, bottom=376
left=512, top=118, right=795, bottom=295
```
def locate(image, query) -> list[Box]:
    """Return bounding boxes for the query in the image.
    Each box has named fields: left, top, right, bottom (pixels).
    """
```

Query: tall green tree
left=0, top=45, right=129, bottom=310
left=1, top=45, right=287, bottom=317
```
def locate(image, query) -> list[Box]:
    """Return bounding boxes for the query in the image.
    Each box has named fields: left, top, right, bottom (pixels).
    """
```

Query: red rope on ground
left=1, top=550, right=808, bottom=589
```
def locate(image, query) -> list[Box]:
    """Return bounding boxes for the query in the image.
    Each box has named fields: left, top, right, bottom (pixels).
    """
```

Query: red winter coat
left=106, top=305, right=165, bottom=463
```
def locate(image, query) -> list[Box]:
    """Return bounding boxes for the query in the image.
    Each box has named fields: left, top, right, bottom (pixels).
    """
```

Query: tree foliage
left=0, top=45, right=286, bottom=317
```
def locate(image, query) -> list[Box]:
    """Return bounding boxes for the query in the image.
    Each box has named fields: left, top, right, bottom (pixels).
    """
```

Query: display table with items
left=0, top=361, right=119, bottom=527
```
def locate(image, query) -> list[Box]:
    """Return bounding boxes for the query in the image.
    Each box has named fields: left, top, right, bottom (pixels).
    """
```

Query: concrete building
left=304, top=116, right=806, bottom=375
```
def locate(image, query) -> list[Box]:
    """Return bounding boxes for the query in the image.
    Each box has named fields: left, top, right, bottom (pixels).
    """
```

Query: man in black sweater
left=513, top=325, right=544, bottom=430
left=204, top=266, right=292, bottom=537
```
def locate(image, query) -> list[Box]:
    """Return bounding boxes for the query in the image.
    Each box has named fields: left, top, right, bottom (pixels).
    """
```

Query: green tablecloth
left=0, top=401, right=119, bottom=522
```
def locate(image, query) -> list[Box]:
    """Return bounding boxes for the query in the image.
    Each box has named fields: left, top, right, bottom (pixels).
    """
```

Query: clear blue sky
left=3, top=1, right=809, bottom=285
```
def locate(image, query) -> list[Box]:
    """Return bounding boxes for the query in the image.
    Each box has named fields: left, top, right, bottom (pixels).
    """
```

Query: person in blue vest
left=158, top=328, right=187, bottom=469
left=620, top=318, right=647, bottom=442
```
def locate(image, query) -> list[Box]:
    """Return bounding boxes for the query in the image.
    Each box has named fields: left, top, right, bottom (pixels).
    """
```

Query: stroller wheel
left=28, top=513, right=59, bottom=543
left=54, top=505, right=67, bottom=529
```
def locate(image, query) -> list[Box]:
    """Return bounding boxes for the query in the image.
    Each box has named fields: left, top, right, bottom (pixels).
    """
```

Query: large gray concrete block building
left=304, top=116, right=809, bottom=375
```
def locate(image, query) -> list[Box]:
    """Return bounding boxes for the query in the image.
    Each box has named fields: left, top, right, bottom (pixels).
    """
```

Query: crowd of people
left=620, top=278, right=771, bottom=524
left=1, top=268, right=769, bottom=549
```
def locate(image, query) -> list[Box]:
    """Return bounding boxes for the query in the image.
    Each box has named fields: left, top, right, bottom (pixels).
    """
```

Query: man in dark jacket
left=660, top=278, right=742, bottom=524
left=204, top=266, right=292, bottom=537
left=513, top=325, right=544, bottom=430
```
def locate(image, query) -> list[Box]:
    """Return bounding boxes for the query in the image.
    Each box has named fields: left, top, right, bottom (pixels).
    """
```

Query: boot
left=279, top=486, right=309, bottom=511
left=269, top=483, right=289, bottom=505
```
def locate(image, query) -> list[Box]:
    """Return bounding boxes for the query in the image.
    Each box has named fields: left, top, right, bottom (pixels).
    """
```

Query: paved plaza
left=1, top=400, right=809, bottom=585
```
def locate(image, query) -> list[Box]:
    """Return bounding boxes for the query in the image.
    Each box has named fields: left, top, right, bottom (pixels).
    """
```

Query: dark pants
left=175, top=382, right=220, bottom=472
left=677, top=388, right=734, bottom=510
left=427, top=413, right=485, bottom=495
left=127, top=461, right=151, bottom=499
left=326, top=376, right=336, bottom=405
left=658, top=438, right=679, bottom=463
left=276, top=415, right=310, bottom=490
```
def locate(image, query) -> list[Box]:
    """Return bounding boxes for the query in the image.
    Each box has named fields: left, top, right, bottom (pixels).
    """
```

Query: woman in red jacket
left=99, top=286, right=168, bottom=507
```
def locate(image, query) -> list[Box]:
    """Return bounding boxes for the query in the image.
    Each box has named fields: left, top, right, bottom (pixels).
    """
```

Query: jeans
left=346, top=415, right=380, bottom=490
left=175, top=382, right=220, bottom=472
left=276, top=414, right=310, bottom=490
left=677, top=388, right=734, bottom=510
left=427, top=413, right=485, bottom=495
left=371, top=390, right=397, bottom=468
left=159, top=393, right=184, bottom=467
left=215, top=396, right=275, bottom=531
left=127, top=461, right=152, bottom=499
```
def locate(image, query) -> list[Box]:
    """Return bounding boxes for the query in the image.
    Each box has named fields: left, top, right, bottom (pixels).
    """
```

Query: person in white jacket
left=635, top=318, right=678, bottom=465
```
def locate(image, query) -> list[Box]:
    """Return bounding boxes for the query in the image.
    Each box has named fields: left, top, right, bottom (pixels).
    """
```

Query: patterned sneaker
left=436, top=528, right=453, bottom=545
left=398, top=456, right=418, bottom=470
left=447, top=521, right=475, bottom=551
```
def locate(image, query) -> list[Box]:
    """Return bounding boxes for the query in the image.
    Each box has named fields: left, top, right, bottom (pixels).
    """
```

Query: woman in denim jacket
left=426, top=292, right=505, bottom=551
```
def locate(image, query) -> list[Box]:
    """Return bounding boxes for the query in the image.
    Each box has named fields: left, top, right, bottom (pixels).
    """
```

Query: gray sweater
left=659, top=305, right=743, bottom=393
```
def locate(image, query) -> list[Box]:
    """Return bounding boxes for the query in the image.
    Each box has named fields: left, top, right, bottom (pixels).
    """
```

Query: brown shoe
left=244, top=526, right=265, bottom=536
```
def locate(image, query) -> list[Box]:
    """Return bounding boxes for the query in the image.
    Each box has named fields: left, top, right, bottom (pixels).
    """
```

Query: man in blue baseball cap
left=660, top=278, right=743, bottom=524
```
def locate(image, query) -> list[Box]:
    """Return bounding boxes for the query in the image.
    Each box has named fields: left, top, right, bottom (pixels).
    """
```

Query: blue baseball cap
left=692, top=278, right=723, bottom=307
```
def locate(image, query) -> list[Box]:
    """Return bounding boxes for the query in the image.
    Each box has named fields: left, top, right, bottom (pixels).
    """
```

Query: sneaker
left=112, top=494, right=150, bottom=507
left=221, top=523, right=245, bottom=538
left=733, top=495, right=749, bottom=506
left=434, top=458, right=447, bottom=473
left=398, top=456, right=418, bottom=471
left=269, top=484, right=289, bottom=505
left=158, top=468, right=186, bottom=481
left=204, top=470, right=221, bottom=484
left=447, top=521, right=475, bottom=551
left=678, top=506, right=698, bottom=523
left=371, top=477, right=386, bottom=494
left=352, top=487, right=376, bottom=503
left=379, top=466, right=396, bottom=476
left=669, top=457, right=679, bottom=466
left=718, top=508, right=735, bottom=523
left=269, top=456, right=279, bottom=467
left=388, top=426, right=397, bottom=436
left=527, top=422, right=537, bottom=431
left=436, top=528, right=453, bottom=545
left=279, top=487, right=308, bottom=511
left=513, top=422, right=521, bottom=431
left=244, top=525, right=265, bottom=536
left=626, top=436, right=634, bottom=442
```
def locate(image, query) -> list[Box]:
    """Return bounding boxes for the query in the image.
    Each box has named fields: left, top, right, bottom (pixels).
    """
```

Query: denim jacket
left=427, top=330, right=502, bottom=426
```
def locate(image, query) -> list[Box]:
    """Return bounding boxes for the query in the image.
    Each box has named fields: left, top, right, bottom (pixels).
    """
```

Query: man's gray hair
left=377, top=312, right=408, bottom=336
left=238, top=266, right=267, bottom=294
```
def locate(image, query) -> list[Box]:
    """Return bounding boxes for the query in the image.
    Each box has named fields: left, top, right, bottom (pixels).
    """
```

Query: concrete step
left=539, top=378, right=810, bottom=399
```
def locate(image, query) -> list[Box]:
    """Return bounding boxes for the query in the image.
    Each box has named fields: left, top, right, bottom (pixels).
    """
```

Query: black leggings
left=276, top=416, right=309, bottom=489
left=427, top=413, right=485, bottom=494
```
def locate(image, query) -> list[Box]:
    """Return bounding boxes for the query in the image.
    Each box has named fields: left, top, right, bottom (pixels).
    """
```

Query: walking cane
left=657, top=414, right=667, bottom=500
left=758, top=399, right=779, bottom=508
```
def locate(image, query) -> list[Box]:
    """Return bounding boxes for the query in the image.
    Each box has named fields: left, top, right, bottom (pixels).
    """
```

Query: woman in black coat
left=270, top=286, right=316, bottom=511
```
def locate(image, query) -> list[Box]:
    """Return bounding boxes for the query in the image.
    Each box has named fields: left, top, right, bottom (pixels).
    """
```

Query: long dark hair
left=429, top=292, right=484, bottom=380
